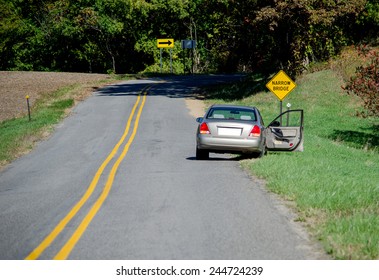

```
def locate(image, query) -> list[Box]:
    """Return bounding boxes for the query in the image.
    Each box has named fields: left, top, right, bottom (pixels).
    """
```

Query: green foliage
left=0, top=0, right=378, bottom=74
left=366, top=0, right=379, bottom=23
left=248, top=0, right=367, bottom=75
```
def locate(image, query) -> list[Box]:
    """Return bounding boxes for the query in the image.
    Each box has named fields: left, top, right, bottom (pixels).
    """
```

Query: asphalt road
left=0, top=75, right=322, bottom=259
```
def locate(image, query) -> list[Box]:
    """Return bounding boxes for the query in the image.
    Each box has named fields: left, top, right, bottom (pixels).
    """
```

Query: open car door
left=265, top=110, right=304, bottom=152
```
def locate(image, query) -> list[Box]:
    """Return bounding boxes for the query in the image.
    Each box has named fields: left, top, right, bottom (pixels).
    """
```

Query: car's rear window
left=207, top=108, right=257, bottom=121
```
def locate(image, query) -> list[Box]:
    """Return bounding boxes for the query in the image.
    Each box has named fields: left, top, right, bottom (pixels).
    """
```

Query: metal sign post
left=26, top=95, right=31, bottom=121
left=157, top=39, right=174, bottom=74
left=286, top=103, right=291, bottom=126
left=160, top=48, right=163, bottom=73
left=170, top=48, right=172, bottom=74
left=181, top=40, right=196, bottom=74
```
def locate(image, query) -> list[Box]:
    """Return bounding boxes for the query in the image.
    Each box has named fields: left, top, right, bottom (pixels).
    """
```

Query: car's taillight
left=249, top=125, right=261, bottom=137
left=200, top=122, right=211, bottom=134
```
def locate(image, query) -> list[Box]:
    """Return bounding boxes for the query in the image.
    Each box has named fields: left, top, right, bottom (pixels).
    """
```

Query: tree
left=0, top=0, right=23, bottom=69
left=357, top=0, right=379, bottom=42
left=245, top=0, right=367, bottom=75
left=0, top=0, right=377, bottom=74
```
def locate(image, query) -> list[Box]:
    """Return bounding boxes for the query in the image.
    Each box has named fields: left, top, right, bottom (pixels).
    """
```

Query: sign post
left=181, top=40, right=196, bottom=74
left=157, top=39, right=174, bottom=74
left=266, top=70, right=297, bottom=124
left=160, top=48, right=163, bottom=73
left=26, top=95, right=31, bottom=121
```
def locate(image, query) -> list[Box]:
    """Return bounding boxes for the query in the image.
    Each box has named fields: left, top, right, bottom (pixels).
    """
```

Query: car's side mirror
left=196, top=117, right=203, bottom=123
left=269, top=120, right=280, bottom=127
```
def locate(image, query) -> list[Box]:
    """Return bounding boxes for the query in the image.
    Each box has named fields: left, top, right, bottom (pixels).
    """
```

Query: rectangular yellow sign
left=157, top=39, right=174, bottom=48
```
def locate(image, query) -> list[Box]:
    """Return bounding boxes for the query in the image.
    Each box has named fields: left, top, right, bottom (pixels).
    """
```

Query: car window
left=257, top=111, right=264, bottom=126
left=270, top=110, right=303, bottom=127
left=207, top=108, right=257, bottom=121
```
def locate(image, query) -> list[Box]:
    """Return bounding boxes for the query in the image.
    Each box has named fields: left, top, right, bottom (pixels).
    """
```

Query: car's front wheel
left=196, top=147, right=209, bottom=160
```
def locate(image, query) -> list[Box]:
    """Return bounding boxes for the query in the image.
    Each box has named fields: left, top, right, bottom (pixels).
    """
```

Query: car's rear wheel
left=251, top=145, right=266, bottom=158
left=196, top=147, right=209, bottom=160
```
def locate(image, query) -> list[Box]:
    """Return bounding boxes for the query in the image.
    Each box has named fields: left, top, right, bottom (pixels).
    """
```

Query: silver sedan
left=196, top=104, right=304, bottom=160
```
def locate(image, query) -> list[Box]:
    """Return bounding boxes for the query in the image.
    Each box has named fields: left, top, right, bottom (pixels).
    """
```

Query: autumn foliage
left=343, top=46, right=379, bottom=117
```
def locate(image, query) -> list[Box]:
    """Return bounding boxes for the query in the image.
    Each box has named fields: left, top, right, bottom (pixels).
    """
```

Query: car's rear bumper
left=197, top=135, right=262, bottom=153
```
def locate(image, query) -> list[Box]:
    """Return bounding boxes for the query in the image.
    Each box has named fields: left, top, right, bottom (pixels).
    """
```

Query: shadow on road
left=95, top=75, right=246, bottom=99
left=186, top=154, right=251, bottom=161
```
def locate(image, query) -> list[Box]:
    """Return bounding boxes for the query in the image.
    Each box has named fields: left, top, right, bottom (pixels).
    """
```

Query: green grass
left=0, top=77, right=122, bottom=166
left=1, top=70, right=378, bottom=259
left=0, top=95, right=75, bottom=163
left=204, top=69, right=379, bottom=259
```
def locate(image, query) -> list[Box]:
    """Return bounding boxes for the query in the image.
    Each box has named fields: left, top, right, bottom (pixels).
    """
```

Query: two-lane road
left=0, top=75, right=322, bottom=259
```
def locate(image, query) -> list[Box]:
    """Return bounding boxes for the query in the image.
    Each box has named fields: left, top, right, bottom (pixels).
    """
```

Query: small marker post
left=26, top=95, right=31, bottom=121
left=286, top=103, right=291, bottom=126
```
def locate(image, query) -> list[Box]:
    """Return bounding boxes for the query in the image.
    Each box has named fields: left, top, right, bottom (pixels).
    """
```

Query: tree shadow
left=94, top=74, right=246, bottom=99
left=329, top=125, right=379, bottom=150
left=199, top=74, right=271, bottom=101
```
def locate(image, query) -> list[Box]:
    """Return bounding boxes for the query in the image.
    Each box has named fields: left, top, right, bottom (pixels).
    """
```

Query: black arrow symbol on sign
left=159, top=40, right=172, bottom=46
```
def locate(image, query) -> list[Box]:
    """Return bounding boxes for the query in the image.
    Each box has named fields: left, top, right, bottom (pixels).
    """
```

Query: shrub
left=343, top=46, right=379, bottom=117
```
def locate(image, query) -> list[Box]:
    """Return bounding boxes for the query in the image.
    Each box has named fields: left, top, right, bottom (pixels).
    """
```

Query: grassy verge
left=0, top=77, right=125, bottom=168
left=204, top=69, right=379, bottom=259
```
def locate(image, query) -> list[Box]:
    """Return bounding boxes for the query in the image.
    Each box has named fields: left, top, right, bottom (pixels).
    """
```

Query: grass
left=0, top=77, right=125, bottom=167
left=0, top=87, right=76, bottom=165
left=1, top=67, right=377, bottom=259
left=204, top=69, right=379, bottom=259
left=0, top=71, right=188, bottom=166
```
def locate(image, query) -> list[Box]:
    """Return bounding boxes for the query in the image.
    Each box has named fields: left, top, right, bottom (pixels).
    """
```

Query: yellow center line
left=25, top=86, right=150, bottom=260
left=54, top=91, right=148, bottom=260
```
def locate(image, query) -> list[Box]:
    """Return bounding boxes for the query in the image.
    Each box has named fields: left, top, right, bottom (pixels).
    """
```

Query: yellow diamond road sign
left=266, top=70, right=297, bottom=101
left=157, top=38, right=174, bottom=48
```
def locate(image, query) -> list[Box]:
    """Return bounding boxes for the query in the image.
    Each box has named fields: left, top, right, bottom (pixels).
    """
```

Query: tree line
left=0, top=0, right=378, bottom=75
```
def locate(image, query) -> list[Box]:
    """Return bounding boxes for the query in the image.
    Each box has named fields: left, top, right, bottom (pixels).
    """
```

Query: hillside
left=0, top=72, right=111, bottom=122
left=203, top=64, right=379, bottom=259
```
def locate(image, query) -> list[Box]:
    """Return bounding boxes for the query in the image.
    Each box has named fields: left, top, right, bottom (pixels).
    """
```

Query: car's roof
left=210, top=104, right=257, bottom=111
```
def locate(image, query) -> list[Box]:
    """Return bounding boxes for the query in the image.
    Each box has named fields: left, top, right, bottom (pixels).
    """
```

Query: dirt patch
left=0, top=71, right=112, bottom=122
left=1, top=71, right=209, bottom=122
left=185, top=98, right=206, bottom=118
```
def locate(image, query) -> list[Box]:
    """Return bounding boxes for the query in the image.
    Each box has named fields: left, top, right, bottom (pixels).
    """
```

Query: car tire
left=196, top=147, right=209, bottom=160
left=251, top=145, right=266, bottom=158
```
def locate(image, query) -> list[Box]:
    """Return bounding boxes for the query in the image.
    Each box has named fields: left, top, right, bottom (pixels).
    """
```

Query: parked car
left=195, top=104, right=303, bottom=160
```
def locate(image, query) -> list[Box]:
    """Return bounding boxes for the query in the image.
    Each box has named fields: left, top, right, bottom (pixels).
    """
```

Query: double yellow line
left=26, top=86, right=150, bottom=260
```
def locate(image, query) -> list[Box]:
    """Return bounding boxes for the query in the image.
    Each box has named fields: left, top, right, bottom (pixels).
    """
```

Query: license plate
left=218, top=127, right=242, bottom=136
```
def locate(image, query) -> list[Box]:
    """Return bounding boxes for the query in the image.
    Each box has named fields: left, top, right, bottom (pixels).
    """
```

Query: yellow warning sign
left=266, top=70, right=297, bottom=101
left=157, top=39, right=174, bottom=48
